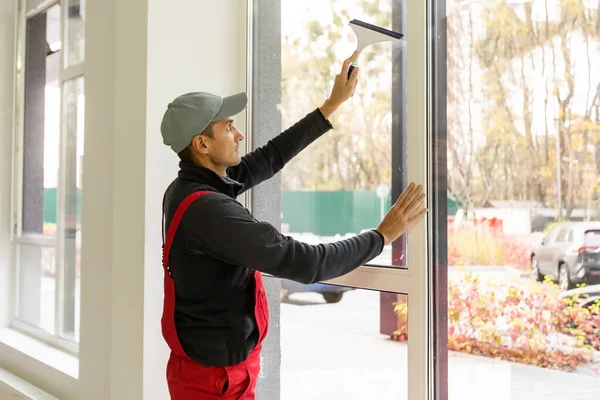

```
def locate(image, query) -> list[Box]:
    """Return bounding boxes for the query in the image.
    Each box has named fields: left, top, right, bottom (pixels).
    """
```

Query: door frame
left=246, top=0, right=432, bottom=398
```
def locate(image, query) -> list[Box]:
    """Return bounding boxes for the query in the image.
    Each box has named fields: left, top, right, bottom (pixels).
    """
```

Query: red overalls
left=162, top=191, right=269, bottom=399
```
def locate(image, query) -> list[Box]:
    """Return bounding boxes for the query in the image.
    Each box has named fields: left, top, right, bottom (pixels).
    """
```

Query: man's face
left=203, top=117, right=245, bottom=168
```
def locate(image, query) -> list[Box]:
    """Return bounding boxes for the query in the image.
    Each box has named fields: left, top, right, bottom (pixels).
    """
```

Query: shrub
left=554, top=289, right=600, bottom=352
left=393, top=273, right=599, bottom=371
left=448, top=228, right=530, bottom=271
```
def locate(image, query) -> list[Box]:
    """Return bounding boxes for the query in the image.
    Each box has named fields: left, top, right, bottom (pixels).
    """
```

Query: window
left=565, top=229, right=574, bottom=243
left=545, top=226, right=560, bottom=243
left=555, top=228, right=570, bottom=242
left=13, top=0, right=86, bottom=351
left=584, top=230, right=600, bottom=246
left=275, top=0, right=408, bottom=269
left=440, top=0, right=600, bottom=398
left=277, top=284, right=410, bottom=399
left=251, top=0, right=429, bottom=398
left=252, top=0, right=600, bottom=398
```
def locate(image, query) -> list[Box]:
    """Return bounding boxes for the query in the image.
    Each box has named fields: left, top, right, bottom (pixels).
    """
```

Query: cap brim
left=213, top=92, right=248, bottom=121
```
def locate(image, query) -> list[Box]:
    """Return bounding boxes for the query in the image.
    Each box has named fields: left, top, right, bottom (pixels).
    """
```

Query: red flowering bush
left=448, top=228, right=530, bottom=271
left=393, top=273, right=600, bottom=371
left=554, top=287, right=600, bottom=352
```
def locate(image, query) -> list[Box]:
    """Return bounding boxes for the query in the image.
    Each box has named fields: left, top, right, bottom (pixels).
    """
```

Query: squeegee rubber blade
left=349, top=19, right=403, bottom=39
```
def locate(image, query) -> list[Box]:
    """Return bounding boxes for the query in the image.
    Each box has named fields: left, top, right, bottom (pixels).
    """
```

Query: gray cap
left=160, top=91, right=248, bottom=153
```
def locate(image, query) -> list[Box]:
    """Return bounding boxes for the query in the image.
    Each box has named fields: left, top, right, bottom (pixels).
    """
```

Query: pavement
left=280, top=289, right=600, bottom=400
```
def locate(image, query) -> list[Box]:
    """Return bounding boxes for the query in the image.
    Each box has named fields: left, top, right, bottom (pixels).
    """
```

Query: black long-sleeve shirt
left=163, top=108, right=384, bottom=366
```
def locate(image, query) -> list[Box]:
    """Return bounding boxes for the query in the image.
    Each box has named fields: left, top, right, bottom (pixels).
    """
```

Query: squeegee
left=347, top=19, right=404, bottom=79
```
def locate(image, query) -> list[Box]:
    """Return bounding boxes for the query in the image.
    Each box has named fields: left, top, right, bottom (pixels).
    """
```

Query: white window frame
left=321, top=1, right=430, bottom=395
left=11, top=0, right=85, bottom=356
left=246, top=0, right=431, bottom=398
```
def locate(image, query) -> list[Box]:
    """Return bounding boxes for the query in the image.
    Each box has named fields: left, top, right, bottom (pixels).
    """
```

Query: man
left=160, top=52, right=427, bottom=399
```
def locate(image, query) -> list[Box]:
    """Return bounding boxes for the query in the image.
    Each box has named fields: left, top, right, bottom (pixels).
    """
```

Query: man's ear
left=191, top=134, right=209, bottom=154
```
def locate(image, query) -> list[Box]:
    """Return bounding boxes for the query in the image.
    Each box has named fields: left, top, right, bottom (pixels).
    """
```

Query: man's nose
left=235, top=127, right=244, bottom=141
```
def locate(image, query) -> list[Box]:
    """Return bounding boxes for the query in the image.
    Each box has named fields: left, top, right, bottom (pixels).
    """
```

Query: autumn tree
left=468, top=0, right=600, bottom=217
left=280, top=0, right=394, bottom=191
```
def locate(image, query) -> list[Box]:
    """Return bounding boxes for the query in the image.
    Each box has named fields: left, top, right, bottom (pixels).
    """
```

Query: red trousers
left=166, top=344, right=262, bottom=399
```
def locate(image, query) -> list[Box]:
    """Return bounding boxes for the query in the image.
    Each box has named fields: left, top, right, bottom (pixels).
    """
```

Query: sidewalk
left=280, top=289, right=600, bottom=400
left=448, top=351, right=600, bottom=400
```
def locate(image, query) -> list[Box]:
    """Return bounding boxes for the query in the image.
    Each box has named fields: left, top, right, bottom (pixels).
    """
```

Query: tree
left=446, top=1, right=481, bottom=212
left=280, top=0, right=394, bottom=191
left=462, top=0, right=600, bottom=217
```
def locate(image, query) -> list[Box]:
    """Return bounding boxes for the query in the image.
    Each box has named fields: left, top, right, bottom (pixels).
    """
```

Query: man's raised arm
left=227, top=51, right=360, bottom=192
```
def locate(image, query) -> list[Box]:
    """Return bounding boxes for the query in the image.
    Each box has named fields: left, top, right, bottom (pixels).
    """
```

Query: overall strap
left=162, top=191, right=211, bottom=276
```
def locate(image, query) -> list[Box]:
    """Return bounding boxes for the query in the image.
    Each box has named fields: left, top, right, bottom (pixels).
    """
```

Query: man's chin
left=229, top=156, right=242, bottom=167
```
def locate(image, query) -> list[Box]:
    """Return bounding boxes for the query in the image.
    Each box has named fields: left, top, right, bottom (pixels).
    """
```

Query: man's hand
left=319, top=51, right=360, bottom=119
left=375, top=182, right=428, bottom=245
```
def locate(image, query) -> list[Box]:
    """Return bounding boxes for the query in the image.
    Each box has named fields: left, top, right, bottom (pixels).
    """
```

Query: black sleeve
left=182, top=193, right=385, bottom=284
left=227, top=108, right=333, bottom=193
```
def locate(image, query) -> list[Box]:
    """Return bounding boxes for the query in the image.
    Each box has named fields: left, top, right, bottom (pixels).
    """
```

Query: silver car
left=531, top=222, right=600, bottom=291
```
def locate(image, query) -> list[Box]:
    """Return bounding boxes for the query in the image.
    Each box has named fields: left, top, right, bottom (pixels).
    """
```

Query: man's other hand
left=375, top=183, right=428, bottom=245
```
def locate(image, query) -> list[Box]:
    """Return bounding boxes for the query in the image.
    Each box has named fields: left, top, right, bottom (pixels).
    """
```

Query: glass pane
left=17, top=244, right=56, bottom=335
left=556, top=228, right=569, bottom=242
left=64, top=0, right=85, bottom=66
left=442, top=0, right=600, bottom=398
left=22, top=3, right=61, bottom=236
left=584, top=230, right=600, bottom=247
left=279, top=282, right=408, bottom=399
left=60, top=77, right=84, bottom=342
left=279, top=0, right=407, bottom=268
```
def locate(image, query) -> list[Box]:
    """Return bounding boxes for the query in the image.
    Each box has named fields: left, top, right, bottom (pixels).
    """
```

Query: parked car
left=280, top=279, right=354, bottom=304
left=531, top=221, right=600, bottom=291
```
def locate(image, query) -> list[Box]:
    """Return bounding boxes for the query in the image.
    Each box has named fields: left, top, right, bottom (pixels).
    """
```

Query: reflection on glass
left=64, top=0, right=85, bottom=66
left=279, top=283, right=408, bottom=399
left=61, top=77, right=84, bottom=342
left=443, top=0, right=600, bottom=398
left=17, top=244, right=56, bottom=335
left=279, top=0, right=407, bottom=268
left=22, top=3, right=61, bottom=236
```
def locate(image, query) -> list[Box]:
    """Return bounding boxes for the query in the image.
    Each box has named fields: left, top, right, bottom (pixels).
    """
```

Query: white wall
left=467, top=208, right=533, bottom=235
left=143, top=1, right=248, bottom=398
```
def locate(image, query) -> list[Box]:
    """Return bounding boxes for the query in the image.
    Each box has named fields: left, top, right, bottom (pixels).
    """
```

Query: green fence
left=43, top=188, right=82, bottom=223
left=282, top=191, right=460, bottom=236
left=281, top=190, right=392, bottom=236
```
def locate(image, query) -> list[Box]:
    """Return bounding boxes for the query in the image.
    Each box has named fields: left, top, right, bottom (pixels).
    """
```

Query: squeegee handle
left=347, top=64, right=356, bottom=80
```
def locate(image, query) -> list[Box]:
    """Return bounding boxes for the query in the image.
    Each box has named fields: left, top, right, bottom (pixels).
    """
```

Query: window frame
left=248, top=0, right=432, bottom=398
left=11, top=0, right=85, bottom=356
